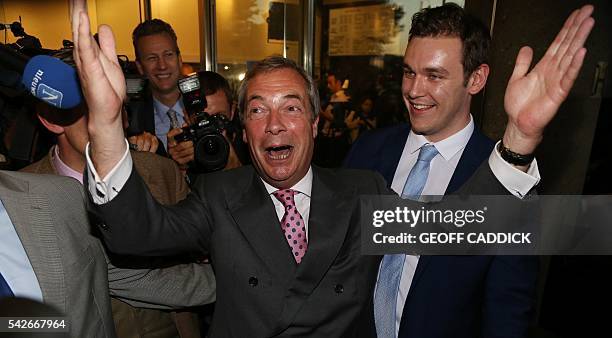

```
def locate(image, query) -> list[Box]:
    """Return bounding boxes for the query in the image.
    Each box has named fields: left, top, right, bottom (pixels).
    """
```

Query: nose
left=265, top=109, right=287, bottom=135
left=404, top=75, right=425, bottom=99
left=156, top=57, right=168, bottom=70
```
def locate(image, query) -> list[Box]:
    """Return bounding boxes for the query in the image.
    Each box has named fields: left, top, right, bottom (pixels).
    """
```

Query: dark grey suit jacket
left=90, top=162, right=512, bottom=337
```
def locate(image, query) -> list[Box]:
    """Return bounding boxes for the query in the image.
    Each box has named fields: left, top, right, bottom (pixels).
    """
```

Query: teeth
left=267, top=146, right=292, bottom=160
left=269, top=153, right=290, bottom=160
left=412, top=103, right=433, bottom=110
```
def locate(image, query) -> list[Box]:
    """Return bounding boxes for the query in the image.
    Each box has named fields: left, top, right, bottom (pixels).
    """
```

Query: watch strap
left=498, top=141, right=535, bottom=166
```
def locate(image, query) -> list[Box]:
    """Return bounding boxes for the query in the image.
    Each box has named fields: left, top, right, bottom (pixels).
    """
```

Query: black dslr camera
left=176, top=73, right=231, bottom=172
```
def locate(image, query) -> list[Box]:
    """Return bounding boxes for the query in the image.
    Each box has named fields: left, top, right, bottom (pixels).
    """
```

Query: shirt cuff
left=85, top=139, right=133, bottom=204
left=489, top=140, right=541, bottom=198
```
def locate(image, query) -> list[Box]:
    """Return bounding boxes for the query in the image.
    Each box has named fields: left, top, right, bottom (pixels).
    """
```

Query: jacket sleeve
left=88, top=165, right=212, bottom=257
left=104, top=246, right=216, bottom=309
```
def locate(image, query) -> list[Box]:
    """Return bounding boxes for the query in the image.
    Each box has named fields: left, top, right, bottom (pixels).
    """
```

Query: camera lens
left=193, top=134, right=230, bottom=172
left=203, top=138, right=219, bottom=155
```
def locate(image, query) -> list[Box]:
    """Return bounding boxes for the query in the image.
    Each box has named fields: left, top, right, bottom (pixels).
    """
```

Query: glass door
left=212, top=0, right=305, bottom=91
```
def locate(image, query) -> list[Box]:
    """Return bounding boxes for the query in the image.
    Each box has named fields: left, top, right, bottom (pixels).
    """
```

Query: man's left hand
left=128, top=132, right=159, bottom=153
left=503, top=5, right=594, bottom=156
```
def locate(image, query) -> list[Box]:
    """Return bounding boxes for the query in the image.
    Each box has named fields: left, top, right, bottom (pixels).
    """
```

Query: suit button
left=248, top=277, right=258, bottom=287
left=334, top=284, right=344, bottom=294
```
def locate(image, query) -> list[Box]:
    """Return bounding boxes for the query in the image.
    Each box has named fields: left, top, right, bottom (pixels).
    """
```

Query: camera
left=176, top=73, right=231, bottom=172
left=174, top=112, right=231, bottom=172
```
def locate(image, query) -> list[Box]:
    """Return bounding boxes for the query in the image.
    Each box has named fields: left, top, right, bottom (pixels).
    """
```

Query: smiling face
left=402, top=36, right=487, bottom=142
left=135, top=33, right=182, bottom=99
left=242, top=68, right=318, bottom=189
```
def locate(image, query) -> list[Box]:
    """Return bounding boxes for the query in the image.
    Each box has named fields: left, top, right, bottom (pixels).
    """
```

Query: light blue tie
left=374, top=144, right=438, bottom=338
left=401, top=144, right=439, bottom=199
left=374, top=254, right=405, bottom=338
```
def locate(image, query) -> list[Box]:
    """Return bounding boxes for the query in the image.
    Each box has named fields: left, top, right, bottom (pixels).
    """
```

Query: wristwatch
left=498, top=141, right=535, bottom=166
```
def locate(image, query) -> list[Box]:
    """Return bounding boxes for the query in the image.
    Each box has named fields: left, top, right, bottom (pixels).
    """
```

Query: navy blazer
left=345, top=124, right=538, bottom=338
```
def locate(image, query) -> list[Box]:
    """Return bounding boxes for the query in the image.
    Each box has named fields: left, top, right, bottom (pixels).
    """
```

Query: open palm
left=504, top=5, right=594, bottom=142
left=70, top=0, right=130, bottom=176
left=70, top=0, right=125, bottom=123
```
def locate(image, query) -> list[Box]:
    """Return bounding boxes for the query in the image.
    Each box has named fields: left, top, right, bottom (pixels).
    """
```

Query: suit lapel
left=0, top=173, right=65, bottom=311
left=276, top=166, right=356, bottom=330
left=229, top=167, right=357, bottom=333
left=229, top=170, right=296, bottom=278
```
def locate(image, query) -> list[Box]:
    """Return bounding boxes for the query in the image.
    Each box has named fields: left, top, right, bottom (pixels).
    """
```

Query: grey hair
left=237, top=55, right=320, bottom=122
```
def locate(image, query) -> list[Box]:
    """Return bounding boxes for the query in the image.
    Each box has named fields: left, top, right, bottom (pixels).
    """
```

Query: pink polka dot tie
left=273, top=189, right=308, bottom=263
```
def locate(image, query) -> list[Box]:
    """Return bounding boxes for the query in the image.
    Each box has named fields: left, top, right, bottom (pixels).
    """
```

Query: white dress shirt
left=382, top=116, right=541, bottom=335
left=390, top=117, right=475, bottom=198
left=262, top=168, right=313, bottom=239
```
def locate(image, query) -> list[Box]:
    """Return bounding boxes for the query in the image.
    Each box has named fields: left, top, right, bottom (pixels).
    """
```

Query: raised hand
left=503, top=5, right=594, bottom=155
left=70, top=0, right=127, bottom=177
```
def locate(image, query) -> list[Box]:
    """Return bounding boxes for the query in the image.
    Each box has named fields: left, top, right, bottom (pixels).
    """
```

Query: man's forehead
left=404, top=36, right=463, bottom=68
left=405, top=36, right=463, bottom=56
left=207, top=90, right=228, bottom=102
left=137, top=33, right=176, bottom=51
left=205, top=91, right=231, bottom=114
left=247, top=69, right=308, bottom=100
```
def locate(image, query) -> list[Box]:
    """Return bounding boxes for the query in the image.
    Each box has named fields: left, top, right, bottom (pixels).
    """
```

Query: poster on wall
left=328, top=4, right=396, bottom=56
